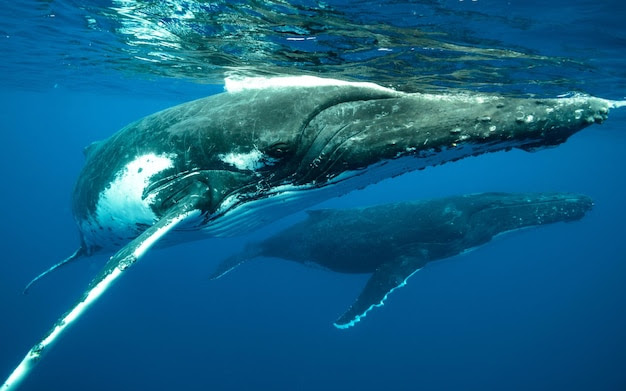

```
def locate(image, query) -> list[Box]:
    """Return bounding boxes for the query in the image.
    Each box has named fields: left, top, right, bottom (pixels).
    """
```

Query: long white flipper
left=2, top=206, right=201, bottom=391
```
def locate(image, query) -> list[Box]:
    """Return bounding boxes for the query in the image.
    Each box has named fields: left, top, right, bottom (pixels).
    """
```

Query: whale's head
left=465, top=191, right=594, bottom=240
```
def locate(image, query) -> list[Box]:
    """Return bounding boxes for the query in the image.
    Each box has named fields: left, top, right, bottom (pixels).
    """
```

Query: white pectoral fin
left=2, top=203, right=202, bottom=391
left=334, top=256, right=425, bottom=329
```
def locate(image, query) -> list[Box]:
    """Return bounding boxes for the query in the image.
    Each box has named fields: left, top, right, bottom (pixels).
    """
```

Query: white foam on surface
left=224, top=75, right=396, bottom=94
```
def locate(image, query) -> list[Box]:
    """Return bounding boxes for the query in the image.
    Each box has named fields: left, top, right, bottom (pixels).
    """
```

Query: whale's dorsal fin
left=2, top=188, right=205, bottom=391
left=334, top=256, right=425, bottom=329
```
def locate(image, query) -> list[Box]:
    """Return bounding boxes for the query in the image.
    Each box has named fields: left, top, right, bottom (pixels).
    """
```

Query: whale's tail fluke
left=22, top=247, right=87, bottom=295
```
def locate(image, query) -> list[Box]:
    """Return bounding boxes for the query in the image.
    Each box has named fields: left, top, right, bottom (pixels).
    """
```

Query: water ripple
left=2, top=0, right=625, bottom=97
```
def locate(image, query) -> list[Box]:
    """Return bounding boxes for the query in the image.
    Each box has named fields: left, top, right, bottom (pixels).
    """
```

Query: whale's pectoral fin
left=1, top=184, right=207, bottom=391
left=23, top=247, right=87, bottom=294
left=334, top=256, right=425, bottom=329
left=209, top=244, right=261, bottom=280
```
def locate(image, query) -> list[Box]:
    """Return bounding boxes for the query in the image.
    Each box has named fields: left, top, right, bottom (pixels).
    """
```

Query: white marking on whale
left=98, top=153, right=176, bottom=222
left=224, top=75, right=396, bottom=93
left=80, top=153, right=176, bottom=249
left=219, top=149, right=277, bottom=171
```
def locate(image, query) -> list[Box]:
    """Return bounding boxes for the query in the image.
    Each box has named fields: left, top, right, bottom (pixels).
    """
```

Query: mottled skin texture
left=211, top=192, right=593, bottom=327
left=72, top=82, right=610, bottom=255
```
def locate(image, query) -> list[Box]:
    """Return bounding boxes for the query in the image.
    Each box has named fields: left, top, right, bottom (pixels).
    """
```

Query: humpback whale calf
left=2, top=76, right=623, bottom=390
left=210, top=192, right=594, bottom=328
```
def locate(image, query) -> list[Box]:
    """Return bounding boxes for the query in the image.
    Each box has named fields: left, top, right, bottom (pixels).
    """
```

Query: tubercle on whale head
left=470, top=192, right=594, bottom=233
left=513, top=95, right=611, bottom=151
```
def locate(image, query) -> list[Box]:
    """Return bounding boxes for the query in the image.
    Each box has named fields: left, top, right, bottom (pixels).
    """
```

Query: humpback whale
left=210, top=192, right=594, bottom=328
left=2, top=76, right=622, bottom=390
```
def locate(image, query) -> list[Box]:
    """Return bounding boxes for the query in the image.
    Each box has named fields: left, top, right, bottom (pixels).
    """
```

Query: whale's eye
left=266, top=142, right=292, bottom=159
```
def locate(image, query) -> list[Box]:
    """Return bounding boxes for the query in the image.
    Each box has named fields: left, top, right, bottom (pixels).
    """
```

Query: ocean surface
left=1, top=1, right=625, bottom=390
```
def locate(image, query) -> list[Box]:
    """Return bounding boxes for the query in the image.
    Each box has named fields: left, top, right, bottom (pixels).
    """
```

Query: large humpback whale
left=2, top=76, right=622, bottom=390
left=210, top=192, right=594, bottom=328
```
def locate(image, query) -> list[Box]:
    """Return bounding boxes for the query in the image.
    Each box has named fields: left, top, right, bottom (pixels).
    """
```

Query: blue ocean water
left=1, top=1, right=625, bottom=390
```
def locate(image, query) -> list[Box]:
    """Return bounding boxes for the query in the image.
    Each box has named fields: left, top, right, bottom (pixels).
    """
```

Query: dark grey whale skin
left=211, top=192, right=593, bottom=328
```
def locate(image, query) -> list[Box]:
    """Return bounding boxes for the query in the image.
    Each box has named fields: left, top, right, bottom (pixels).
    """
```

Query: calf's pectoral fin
left=334, top=256, right=424, bottom=329
left=1, top=185, right=207, bottom=391
left=209, top=244, right=261, bottom=280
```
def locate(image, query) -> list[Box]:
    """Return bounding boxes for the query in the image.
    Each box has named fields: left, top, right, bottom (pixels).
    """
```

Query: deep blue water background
left=2, top=1, right=626, bottom=390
